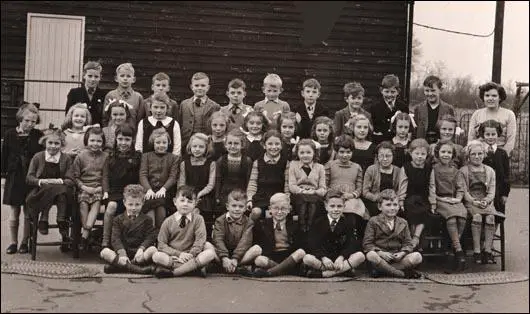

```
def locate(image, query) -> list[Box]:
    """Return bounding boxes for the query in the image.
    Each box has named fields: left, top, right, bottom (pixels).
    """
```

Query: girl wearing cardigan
left=362, top=141, right=404, bottom=218
left=26, top=129, right=75, bottom=252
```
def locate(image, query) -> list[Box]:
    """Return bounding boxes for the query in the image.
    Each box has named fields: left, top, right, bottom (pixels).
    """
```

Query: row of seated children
left=98, top=182, right=422, bottom=280
left=3, top=101, right=509, bottom=274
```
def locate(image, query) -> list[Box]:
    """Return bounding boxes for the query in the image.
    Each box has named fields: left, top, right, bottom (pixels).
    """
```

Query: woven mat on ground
left=425, top=271, right=529, bottom=286
left=2, top=260, right=528, bottom=285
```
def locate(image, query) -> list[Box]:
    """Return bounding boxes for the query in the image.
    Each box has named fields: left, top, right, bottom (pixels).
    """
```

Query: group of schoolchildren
left=2, top=60, right=511, bottom=280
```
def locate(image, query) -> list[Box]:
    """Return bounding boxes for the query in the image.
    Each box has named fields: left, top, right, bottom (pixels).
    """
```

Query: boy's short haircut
left=408, top=138, right=430, bottom=154
left=16, top=101, right=41, bottom=124
left=148, top=127, right=171, bottom=145
left=343, top=82, right=365, bottom=98
left=478, top=119, right=503, bottom=138
left=381, top=74, right=400, bottom=89
left=39, top=128, right=66, bottom=147
left=227, top=189, right=247, bottom=203
left=325, top=189, right=344, bottom=202
left=116, top=63, right=135, bottom=75
left=152, top=72, right=170, bottom=84
left=378, top=189, right=398, bottom=205
left=334, top=134, right=355, bottom=152
left=192, top=72, right=209, bottom=81
left=152, top=91, right=170, bottom=107
left=175, top=185, right=197, bottom=201
left=423, top=75, right=443, bottom=89
left=303, top=78, right=321, bottom=90
left=228, top=78, right=246, bottom=90
left=83, top=61, right=102, bottom=73
left=123, top=184, right=146, bottom=200
left=270, top=192, right=290, bottom=205
left=263, top=73, right=282, bottom=87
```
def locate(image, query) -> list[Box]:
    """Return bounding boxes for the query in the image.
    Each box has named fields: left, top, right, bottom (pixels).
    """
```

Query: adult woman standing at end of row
left=467, top=82, right=517, bottom=157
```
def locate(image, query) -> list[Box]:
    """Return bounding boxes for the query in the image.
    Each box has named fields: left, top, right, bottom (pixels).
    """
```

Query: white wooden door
left=24, top=13, right=85, bottom=129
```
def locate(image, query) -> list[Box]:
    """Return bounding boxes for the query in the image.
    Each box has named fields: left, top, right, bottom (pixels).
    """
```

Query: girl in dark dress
left=391, top=112, right=413, bottom=168
left=311, top=116, right=335, bottom=165
left=215, top=129, right=252, bottom=208
left=208, top=111, right=229, bottom=163
left=347, top=113, right=376, bottom=173
left=277, top=112, right=298, bottom=161
left=397, top=139, right=431, bottom=250
left=2, top=103, right=43, bottom=254
left=101, top=125, right=142, bottom=248
left=241, top=110, right=268, bottom=162
left=178, top=133, right=216, bottom=239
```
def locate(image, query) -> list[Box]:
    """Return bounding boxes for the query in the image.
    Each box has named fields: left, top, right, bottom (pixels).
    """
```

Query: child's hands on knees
left=179, top=252, right=193, bottom=263
left=222, top=257, right=236, bottom=273
left=392, top=251, right=405, bottom=262
left=155, top=187, right=166, bottom=198
left=134, top=248, right=145, bottom=264
left=145, top=189, right=155, bottom=200
left=321, top=257, right=334, bottom=270
left=118, top=255, right=130, bottom=266
left=430, top=204, right=437, bottom=214
left=377, top=251, right=394, bottom=263
left=342, top=193, right=354, bottom=200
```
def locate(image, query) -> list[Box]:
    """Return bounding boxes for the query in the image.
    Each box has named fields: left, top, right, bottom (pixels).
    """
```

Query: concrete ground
left=1, top=182, right=528, bottom=312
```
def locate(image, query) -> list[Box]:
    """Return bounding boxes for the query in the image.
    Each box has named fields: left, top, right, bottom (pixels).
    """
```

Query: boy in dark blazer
left=413, top=76, right=455, bottom=143
left=65, top=61, right=106, bottom=125
left=250, top=193, right=306, bottom=277
left=363, top=189, right=422, bottom=278
left=303, top=190, right=365, bottom=277
left=369, top=74, right=409, bottom=144
left=100, top=184, right=158, bottom=274
left=292, top=78, right=329, bottom=139
left=176, top=72, right=220, bottom=156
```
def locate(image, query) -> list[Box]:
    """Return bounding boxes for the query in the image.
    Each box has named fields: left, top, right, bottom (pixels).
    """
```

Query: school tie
left=275, top=223, right=282, bottom=231
left=330, top=219, right=337, bottom=232
left=194, top=98, right=202, bottom=107
left=128, top=214, right=137, bottom=220
left=231, top=105, right=239, bottom=115
left=180, top=216, right=187, bottom=228
left=87, top=87, right=95, bottom=96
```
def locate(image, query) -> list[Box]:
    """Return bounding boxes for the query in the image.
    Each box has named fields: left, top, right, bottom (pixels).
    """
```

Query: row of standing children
left=2, top=62, right=510, bottom=274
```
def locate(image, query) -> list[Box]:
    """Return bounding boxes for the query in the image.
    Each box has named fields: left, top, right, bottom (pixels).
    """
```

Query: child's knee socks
left=446, top=218, right=463, bottom=252
left=483, top=215, right=495, bottom=252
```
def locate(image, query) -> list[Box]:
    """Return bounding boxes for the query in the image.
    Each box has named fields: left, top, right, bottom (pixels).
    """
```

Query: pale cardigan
left=362, top=164, right=404, bottom=205
left=288, top=160, right=327, bottom=197
left=459, top=164, right=496, bottom=205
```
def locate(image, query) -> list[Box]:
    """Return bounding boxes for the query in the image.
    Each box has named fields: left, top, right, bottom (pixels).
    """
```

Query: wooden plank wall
left=2, top=1, right=408, bottom=131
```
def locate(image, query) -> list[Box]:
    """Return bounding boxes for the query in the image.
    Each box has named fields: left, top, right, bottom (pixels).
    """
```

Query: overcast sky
left=413, top=1, right=529, bottom=88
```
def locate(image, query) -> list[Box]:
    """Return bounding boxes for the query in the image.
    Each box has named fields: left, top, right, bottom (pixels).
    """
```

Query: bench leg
left=500, top=222, right=505, bottom=271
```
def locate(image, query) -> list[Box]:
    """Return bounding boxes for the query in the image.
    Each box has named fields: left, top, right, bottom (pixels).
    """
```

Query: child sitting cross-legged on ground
left=246, top=193, right=306, bottom=278
left=100, top=184, right=158, bottom=274
left=211, top=189, right=262, bottom=274
left=152, top=185, right=216, bottom=278
left=302, top=190, right=365, bottom=278
left=363, top=189, right=423, bottom=279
